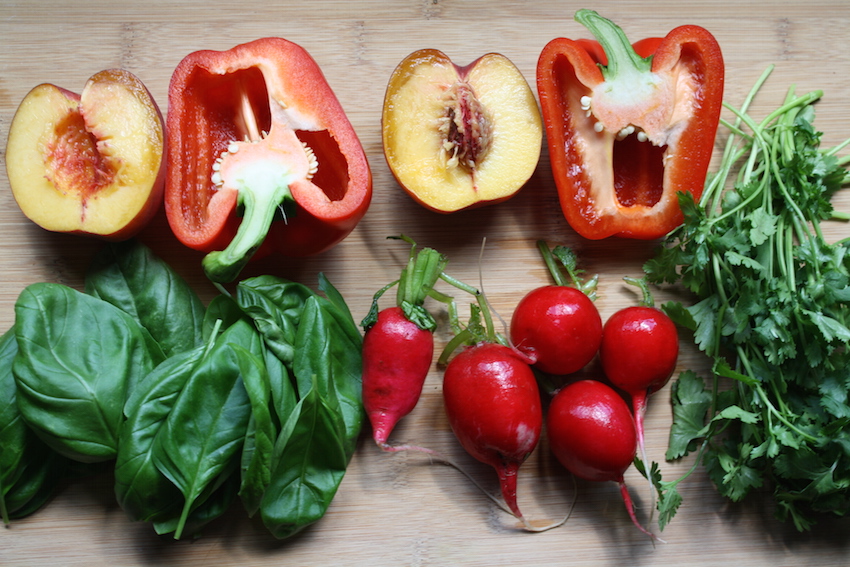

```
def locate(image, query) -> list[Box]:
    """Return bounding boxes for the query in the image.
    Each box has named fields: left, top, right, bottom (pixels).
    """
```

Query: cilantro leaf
left=747, top=208, right=777, bottom=246
left=715, top=405, right=761, bottom=425
left=666, top=371, right=712, bottom=460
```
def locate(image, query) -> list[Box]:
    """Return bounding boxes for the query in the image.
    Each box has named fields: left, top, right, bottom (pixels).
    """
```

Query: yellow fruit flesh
left=383, top=52, right=542, bottom=212
left=78, top=73, right=164, bottom=235
left=6, top=85, right=86, bottom=232
left=5, top=71, right=163, bottom=237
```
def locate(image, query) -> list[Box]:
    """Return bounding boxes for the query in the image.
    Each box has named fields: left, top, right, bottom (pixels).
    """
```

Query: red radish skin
left=600, top=304, right=679, bottom=459
left=600, top=298, right=678, bottom=529
left=362, top=306, right=434, bottom=448
left=547, top=379, right=656, bottom=539
left=442, top=342, right=542, bottom=520
left=510, top=285, right=602, bottom=375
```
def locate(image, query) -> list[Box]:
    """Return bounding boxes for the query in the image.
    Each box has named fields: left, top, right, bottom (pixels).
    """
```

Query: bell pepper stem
left=202, top=177, right=294, bottom=283
left=574, top=9, right=652, bottom=80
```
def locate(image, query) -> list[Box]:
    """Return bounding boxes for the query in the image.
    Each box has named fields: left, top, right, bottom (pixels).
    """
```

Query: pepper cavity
left=211, top=86, right=319, bottom=190
left=438, top=80, right=493, bottom=171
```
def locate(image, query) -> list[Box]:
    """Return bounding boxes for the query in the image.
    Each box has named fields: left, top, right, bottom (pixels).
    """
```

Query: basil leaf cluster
left=1, top=240, right=363, bottom=540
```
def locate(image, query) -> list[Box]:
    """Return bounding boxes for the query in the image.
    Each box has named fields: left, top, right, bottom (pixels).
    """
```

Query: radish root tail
left=619, top=480, right=665, bottom=544
left=379, top=442, right=570, bottom=532
left=632, top=392, right=657, bottom=528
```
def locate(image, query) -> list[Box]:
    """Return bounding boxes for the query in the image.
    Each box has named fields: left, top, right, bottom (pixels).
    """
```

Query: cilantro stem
left=753, top=381, right=818, bottom=443
left=707, top=89, right=825, bottom=237
left=703, top=65, right=775, bottom=212
left=781, top=220, right=794, bottom=288
left=760, top=89, right=823, bottom=129
left=824, top=136, right=850, bottom=158
left=711, top=254, right=729, bottom=306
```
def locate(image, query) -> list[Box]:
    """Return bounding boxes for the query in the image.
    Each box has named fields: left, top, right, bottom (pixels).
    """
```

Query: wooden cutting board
left=2, top=2, right=849, bottom=565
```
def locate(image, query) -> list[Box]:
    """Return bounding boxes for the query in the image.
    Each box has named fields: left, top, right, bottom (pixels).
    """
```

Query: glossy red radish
left=361, top=236, right=466, bottom=449
left=434, top=245, right=565, bottom=531
left=362, top=306, right=434, bottom=448
left=600, top=276, right=678, bottom=519
left=547, top=379, right=657, bottom=539
left=510, top=241, right=602, bottom=376
left=442, top=341, right=542, bottom=523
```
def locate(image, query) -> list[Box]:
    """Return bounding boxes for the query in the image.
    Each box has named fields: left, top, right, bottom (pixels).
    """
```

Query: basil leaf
left=1, top=327, right=67, bottom=523
left=293, top=295, right=364, bottom=455
left=235, top=276, right=315, bottom=364
left=258, top=283, right=363, bottom=539
left=115, top=346, right=206, bottom=522
left=152, top=319, right=257, bottom=539
left=238, top=344, right=298, bottom=518
left=264, top=346, right=297, bottom=429
left=317, top=272, right=357, bottom=329
left=260, top=376, right=348, bottom=539
left=2, top=443, right=67, bottom=521
left=85, top=240, right=206, bottom=357
left=152, top=473, right=239, bottom=538
left=203, top=295, right=247, bottom=342
left=204, top=274, right=364, bottom=538
left=1, top=327, right=26, bottom=503
left=233, top=345, right=276, bottom=517
left=13, top=283, right=159, bottom=462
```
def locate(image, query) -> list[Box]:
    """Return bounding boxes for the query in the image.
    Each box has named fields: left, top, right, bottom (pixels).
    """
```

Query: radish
left=547, top=378, right=657, bottom=539
left=510, top=241, right=602, bottom=376
left=437, top=251, right=552, bottom=530
left=361, top=235, right=475, bottom=449
left=362, top=306, right=434, bottom=448
left=599, top=276, right=678, bottom=522
left=442, top=341, right=542, bottom=522
left=600, top=277, right=678, bottom=447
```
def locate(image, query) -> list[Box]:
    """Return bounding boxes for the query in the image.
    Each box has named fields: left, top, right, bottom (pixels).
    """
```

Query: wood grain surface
left=2, top=1, right=850, bottom=565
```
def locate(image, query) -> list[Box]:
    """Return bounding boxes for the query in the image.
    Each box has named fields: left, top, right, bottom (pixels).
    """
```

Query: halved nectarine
left=382, top=49, right=542, bottom=213
left=5, top=69, right=165, bottom=240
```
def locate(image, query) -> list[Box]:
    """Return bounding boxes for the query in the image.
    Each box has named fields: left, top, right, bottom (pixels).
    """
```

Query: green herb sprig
left=644, top=65, right=850, bottom=531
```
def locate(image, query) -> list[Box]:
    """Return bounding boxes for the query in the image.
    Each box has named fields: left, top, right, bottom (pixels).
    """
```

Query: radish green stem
left=363, top=235, right=479, bottom=333
left=439, top=272, right=479, bottom=296
left=631, top=391, right=656, bottom=528
left=623, top=276, right=655, bottom=307
left=536, top=240, right=598, bottom=298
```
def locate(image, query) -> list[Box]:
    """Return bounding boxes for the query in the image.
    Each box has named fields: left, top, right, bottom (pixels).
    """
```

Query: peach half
left=5, top=69, right=165, bottom=240
left=382, top=49, right=542, bottom=213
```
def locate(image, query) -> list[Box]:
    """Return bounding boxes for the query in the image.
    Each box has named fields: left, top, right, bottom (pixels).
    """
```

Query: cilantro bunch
left=644, top=66, right=850, bottom=531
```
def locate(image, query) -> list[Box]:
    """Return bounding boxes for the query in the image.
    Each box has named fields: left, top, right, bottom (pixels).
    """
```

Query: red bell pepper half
left=537, top=10, right=724, bottom=240
left=165, top=37, right=372, bottom=282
